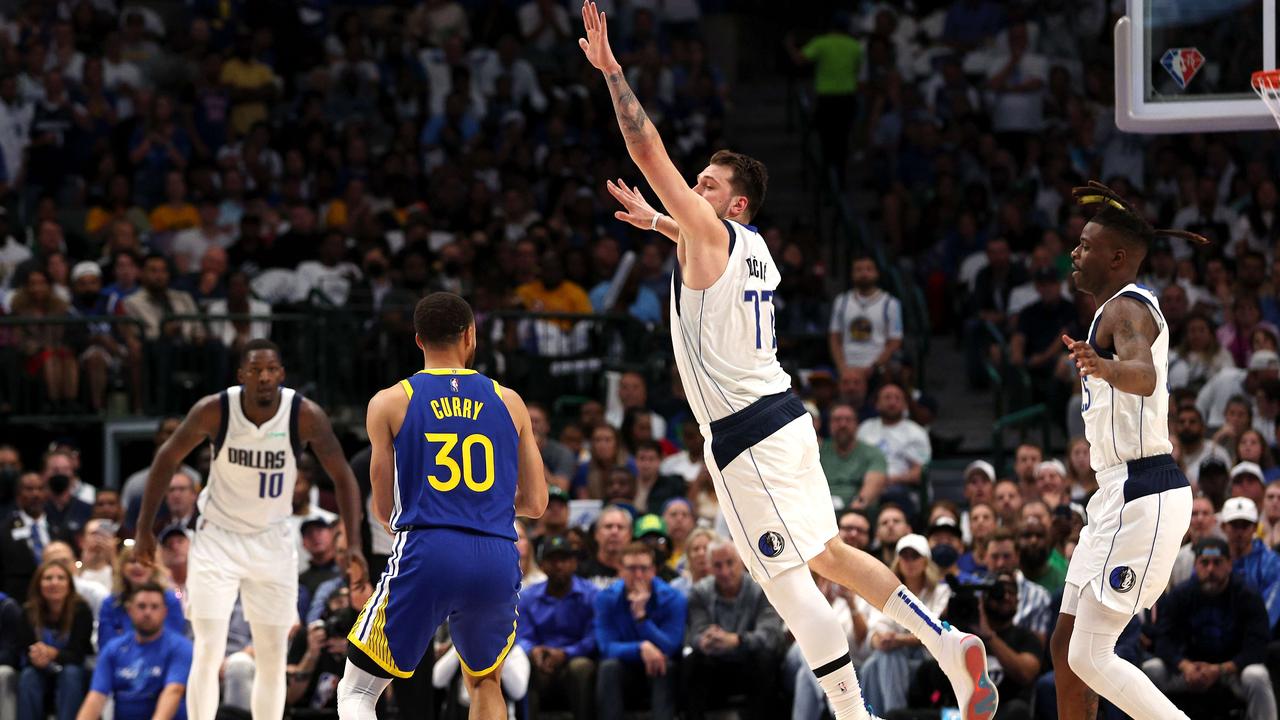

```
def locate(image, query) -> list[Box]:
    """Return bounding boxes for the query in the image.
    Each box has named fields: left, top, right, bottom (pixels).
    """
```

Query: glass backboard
left=1116, top=0, right=1277, bottom=132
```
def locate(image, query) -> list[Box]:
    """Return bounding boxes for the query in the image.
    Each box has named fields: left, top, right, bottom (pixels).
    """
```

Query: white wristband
left=649, top=213, right=663, bottom=231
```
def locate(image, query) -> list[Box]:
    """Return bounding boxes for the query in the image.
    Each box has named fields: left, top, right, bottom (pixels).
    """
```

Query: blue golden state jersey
left=391, top=369, right=518, bottom=541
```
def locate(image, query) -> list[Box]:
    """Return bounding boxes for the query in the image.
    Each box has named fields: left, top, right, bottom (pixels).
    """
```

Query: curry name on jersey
left=391, top=369, right=519, bottom=541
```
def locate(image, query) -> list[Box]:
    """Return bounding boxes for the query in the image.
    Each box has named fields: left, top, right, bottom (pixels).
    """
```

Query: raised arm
left=299, top=398, right=367, bottom=578
left=135, top=395, right=221, bottom=566
left=578, top=2, right=726, bottom=288
left=501, top=385, right=549, bottom=519
left=1062, top=296, right=1158, bottom=397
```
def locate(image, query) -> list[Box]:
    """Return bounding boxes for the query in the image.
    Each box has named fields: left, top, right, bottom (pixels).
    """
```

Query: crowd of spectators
left=5, top=0, right=1280, bottom=719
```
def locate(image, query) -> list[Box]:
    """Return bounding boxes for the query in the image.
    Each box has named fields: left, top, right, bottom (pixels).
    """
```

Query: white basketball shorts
left=703, top=392, right=839, bottom=581
left=187, top=518, right=300, bottom=626
left=1062, top=454, right=1192, bottom=623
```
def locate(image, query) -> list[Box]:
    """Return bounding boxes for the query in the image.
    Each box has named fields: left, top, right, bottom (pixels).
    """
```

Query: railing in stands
left=0, top=310, right=673, bottom=427
left=785, top=81, right=930, bottom=380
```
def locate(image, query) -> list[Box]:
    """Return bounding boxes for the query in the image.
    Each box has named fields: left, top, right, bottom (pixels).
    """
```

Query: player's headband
left=1072, top=179, right=1210, bottom=246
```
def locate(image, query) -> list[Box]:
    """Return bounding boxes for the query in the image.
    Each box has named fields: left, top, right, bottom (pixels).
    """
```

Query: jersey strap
left=288, top=392, right=303, bottom=459
left=213, top=390, right=229, bottom=458
left=399, top=379, right=414, bottom=398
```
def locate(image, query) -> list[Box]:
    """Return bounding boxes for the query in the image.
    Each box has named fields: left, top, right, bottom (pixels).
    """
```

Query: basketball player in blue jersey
left=133, top=338, right=367, bottom=720
left=336, top=292, right=547, bottom=720
left=1053, top=182, right=1207, bottom=720
left=580, top=5, right=995, bottom=719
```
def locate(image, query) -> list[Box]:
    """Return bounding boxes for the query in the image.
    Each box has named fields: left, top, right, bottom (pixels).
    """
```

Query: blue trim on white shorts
left=1122, top=454, right=1187, bottom=503
left=708, top=391, right=806, bottom=470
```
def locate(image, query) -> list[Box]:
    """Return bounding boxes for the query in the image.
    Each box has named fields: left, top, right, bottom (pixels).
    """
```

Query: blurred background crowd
left=1, top=0, right=1280, bottom=718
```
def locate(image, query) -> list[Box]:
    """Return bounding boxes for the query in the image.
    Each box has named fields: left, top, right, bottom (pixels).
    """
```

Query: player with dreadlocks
left=1052, top=181, right=1207, bottom=720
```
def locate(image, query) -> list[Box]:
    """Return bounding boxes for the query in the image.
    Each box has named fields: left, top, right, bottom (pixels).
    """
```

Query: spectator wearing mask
left=517, top=536, right=597, bottom=720
left=16, top=560, right=93, bottom=720
left=594, top=542, right=686, bottom=720
left=75, top=582, right=191, bottom=720
left=927, top=516, right=965, bottom=576
left=0, top=473, right=74, bottom=602
left=856, top=383, right=931, bottom=516
left=1144, top=537, right=1276, bottom=720
left=820, top=403, right=888, bottom=510
left=860, top=534, right=952, bottom=714
left=681, top=540, right=785, bottom=719
left=1221, top=497, right=1280, bottom=631
left=41, top=450, right=91, bottom=538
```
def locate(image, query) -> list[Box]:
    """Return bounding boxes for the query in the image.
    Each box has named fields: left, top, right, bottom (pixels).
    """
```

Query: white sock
left=816, top=662, right=871, bottom=720
left=337, top=660, right=392, bottom=720
left=881, top=583, right=948, bottom=657
left=188, top=618, right=230, bottom=720
left=248, top=622, right=291, bottom=720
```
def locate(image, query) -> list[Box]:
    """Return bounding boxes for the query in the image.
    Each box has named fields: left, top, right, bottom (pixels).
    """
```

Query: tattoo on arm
left=607, top=72, right=649, bottom=141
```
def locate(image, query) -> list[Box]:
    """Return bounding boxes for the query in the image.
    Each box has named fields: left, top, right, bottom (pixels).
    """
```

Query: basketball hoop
left=1252, top=70, right=1280, bottom=129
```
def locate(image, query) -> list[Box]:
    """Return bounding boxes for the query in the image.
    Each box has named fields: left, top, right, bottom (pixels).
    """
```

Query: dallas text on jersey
left=225, top=448, right=289, bottom=470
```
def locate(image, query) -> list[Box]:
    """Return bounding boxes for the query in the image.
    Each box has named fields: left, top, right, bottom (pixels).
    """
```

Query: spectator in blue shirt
left=98, top=546, right=187, bottom=650
left=1143, top=537, right=1276, bottom=720
left=1221, top=497, right=1280, bottom=630
left=516, top=535, right=597, bottom=720
left=75, top=582, right=191, bottom=720
left=594, top=542, right=686, bottom=720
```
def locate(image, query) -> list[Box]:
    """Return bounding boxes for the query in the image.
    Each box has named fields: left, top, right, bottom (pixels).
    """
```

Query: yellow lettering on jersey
left=451, top=397, right=463, bottom=418
left=472, top=401, right=483, bottom=419
left=430, top=399, right=444, bottom=420
left=461, top=398, right=473, bottom=419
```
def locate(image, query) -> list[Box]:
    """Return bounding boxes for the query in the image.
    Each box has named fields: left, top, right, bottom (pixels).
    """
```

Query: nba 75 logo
left=1160, top=48, right=1204, bottom=90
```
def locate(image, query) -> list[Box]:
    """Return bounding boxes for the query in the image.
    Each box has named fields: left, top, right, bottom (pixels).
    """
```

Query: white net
left=1252, top=70, right=1280, bottom=128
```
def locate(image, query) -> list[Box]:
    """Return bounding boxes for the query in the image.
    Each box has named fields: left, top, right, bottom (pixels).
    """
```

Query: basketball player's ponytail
left=1073, top=180, right=1210, bottom=247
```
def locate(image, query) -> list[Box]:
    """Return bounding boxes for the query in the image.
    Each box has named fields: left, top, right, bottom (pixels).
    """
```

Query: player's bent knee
left=1065, top=630, right=1101, bottom=683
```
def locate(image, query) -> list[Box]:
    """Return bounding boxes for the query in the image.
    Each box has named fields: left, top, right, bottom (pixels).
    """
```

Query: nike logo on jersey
left=746, top=256, right=768, bottom=280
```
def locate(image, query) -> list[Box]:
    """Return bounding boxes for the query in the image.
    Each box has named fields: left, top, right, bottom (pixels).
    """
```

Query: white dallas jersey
left=670, top=220, right=793, bottom=425
left=1081, top=283, right=1173, bottom=472
left=203, top=386, right=301, bottom=533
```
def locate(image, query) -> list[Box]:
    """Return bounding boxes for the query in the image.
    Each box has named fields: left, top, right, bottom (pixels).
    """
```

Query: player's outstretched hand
left=133, top=530, right=157, bottom=568
left=607, top=178, right=660, bottom=230
left=578, top=1, right=620, bottom=73
left=1062, top=334, right=1102, bottom=378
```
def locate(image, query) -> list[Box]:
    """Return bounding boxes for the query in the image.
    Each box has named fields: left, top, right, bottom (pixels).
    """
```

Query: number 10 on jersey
left=744, top=290, right=777, bottom=350
left=258, top=471, right=284, bottom=498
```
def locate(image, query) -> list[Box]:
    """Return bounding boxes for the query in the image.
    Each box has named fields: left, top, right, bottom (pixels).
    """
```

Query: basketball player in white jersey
left=1053, top=182, right=1206, bottom=720
left=579, top=5, right=996, bottom=719
left=134, top=338, right=367, bottom=720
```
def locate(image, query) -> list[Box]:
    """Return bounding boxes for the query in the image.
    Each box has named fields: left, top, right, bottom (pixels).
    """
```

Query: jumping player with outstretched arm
left=1052, top=181, right=1206, bottom=720
left=134, top=339, right=367, bottom=720
left=580, top=4, right=995, bottom=719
